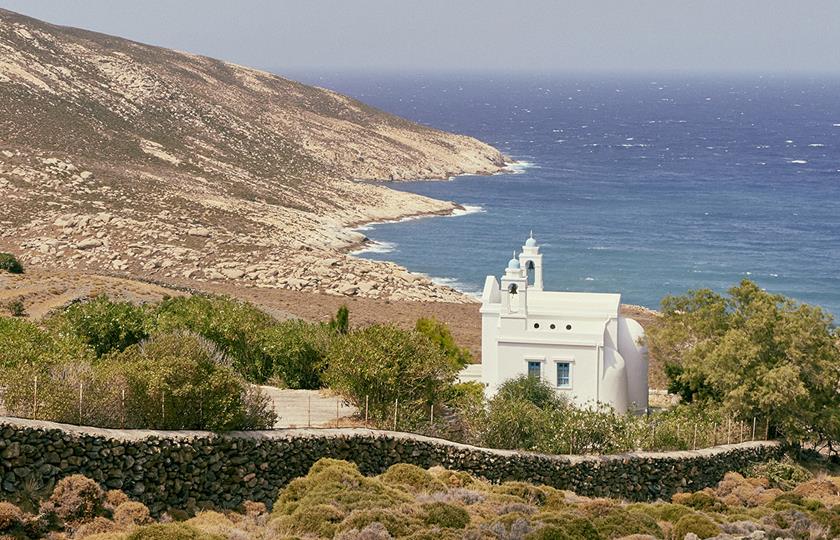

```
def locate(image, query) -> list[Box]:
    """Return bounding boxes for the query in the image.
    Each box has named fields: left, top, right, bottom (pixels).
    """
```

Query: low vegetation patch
left=2, top=458, right=838, bottom=538
left=0, top=252, right=24, bottom=274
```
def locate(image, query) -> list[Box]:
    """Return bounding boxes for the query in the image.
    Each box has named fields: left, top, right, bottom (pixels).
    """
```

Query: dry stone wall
left=0, top=417, right=783, bottom=515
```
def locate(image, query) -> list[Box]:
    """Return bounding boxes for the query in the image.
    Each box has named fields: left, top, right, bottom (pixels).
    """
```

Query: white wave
left=834, top=123, right=840, bottom=127
left=450, top=204, right=485, bottom=217
left=504, top=160, right=538, bottom=174
left=350, top=240, right=397, bottom=256
left=583, top=277, right=595, bottom=281
left=808, top=143, right=825, bottom=147
left=787, top=159, right=808, bottom=164
left=769, top=273, right=779, bottom=277
left=785, top=139, right=794, bottom=144
left=427, top=275, right=483, bottom=297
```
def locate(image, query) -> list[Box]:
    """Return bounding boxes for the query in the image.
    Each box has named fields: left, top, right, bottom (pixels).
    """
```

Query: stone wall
left=0, top=417, right=783, bottom=515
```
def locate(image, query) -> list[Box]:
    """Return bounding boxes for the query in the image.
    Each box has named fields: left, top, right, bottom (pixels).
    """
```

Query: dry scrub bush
left=103, top=492, right=129, bottom=513
left=74, top=517, right=116, bottom=538
left=0, top=501, right=25, bottom=532
left=113, top=502, right=152, bottom=529
left=41, top=475, right=104, bottom=526
left=421, top=501, right=470, bottom=529
left=792, top=478, right=840, bottom=507
left=336, top=508, right=420, bottom=537
left=334, top=522, right=393, bottom=540
left=712, top=471, right=782, bottom=507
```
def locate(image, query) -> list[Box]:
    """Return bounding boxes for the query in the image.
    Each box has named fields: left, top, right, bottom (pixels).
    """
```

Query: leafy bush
left=40, top=474, right=104, bottom=525
left=112, top=331, right=275, bottom=430
left=0, top=252, right=24, bottom=274
left=148, top=295, right=276, bottom=382
left=259, top=319, right=331, bottom=389
left=747, top=457, right=813, bottom=490
left=415, top=317, right=472, bottom=369
left=325, top=324, right=459, bottom=429
left=590, top=508, right=662, bottom=539
left=672, top=512, right=721, bottom=539
left=0, top=315, right=92, bottom=371
left=337, top=508, right=420, bottom=537
left=47, top=296, right=148, bottom=357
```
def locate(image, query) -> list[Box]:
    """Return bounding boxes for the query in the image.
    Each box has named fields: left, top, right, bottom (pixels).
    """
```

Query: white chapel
left=479, top=234, right=648, bottom=413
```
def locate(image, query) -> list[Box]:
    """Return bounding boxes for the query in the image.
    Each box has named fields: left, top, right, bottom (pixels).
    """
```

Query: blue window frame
left=556, top=362, right=571, bottom=387
left=527, top=361, right=541, bottom=379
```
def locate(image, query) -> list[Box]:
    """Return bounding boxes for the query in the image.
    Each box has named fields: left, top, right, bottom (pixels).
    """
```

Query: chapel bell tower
left=518, top=231, right=544, bottom=290
left=500, top=251, right=528, bottom=315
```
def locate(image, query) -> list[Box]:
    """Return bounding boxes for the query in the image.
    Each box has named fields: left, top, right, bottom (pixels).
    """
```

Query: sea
left=288, top=71, right=840, bottom=316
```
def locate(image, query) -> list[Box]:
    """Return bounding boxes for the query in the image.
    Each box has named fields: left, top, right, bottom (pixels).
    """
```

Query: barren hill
left=0, top=8, right=505, bottom=302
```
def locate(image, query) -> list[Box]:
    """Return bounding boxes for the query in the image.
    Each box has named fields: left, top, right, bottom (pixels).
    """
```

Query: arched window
left=508, top=283, right=518, bottom=295
left=526, top=260, right=535, bottom=270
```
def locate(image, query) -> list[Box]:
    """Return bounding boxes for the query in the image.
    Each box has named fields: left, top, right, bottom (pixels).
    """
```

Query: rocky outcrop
left=0, top=9, right=505, bottom=303
left=0, top=417, right=783, bottom=515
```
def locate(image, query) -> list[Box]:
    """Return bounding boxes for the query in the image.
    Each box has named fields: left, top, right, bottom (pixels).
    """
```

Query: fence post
left=307, top=393, right=311, bottom=428
left=713, top=422, right=717, bottom=446
left=739, top=421, right=744, bottom=443
left=364, top=395, right=369, bottom=427
left=430, top=404, right=434, bottom=425
left=765, top=417, right=770, bottom=440
left=161, top=391, right=165, bottom=425
left=692, top=424, right=697, bottom=450
left=78, top=382, right=83, bottom=425
left=651, top=421, right=656, bottom=450
left=752, top=417, right=757, bottom=441
left=32, top=375, right=38, bottom=419
left=336, top=396, right=340, bottom=426
left=727, top=417, right=732, bottom=444
left=121, top=388, right=126, bottom=429
left=393, top=399, right=398, bottom=431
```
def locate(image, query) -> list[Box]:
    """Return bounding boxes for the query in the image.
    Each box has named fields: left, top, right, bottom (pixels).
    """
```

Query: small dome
left=525, top=231, right=537, bottom=247
left=507, top=257, right=520, bottom=270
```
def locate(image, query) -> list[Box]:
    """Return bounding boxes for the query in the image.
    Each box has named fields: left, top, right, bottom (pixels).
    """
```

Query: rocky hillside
left=0, top=8, right=505, bottom=302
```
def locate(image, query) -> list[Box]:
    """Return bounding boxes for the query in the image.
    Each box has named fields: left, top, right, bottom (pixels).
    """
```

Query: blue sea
left=290, top=72, right=840, bottom=316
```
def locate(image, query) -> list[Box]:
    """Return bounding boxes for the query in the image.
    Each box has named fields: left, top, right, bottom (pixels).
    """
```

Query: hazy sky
left=2, top=1, right=839, bottom=74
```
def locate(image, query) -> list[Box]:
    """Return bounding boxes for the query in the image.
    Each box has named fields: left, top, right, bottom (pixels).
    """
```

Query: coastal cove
left=292, top=72, right=840, bottom=315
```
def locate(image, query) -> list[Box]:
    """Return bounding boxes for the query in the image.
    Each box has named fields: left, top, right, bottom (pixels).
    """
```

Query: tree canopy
left=647, top=279, right=840, bottom=452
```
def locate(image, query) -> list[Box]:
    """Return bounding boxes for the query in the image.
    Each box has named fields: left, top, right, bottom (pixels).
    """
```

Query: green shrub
left=40, top=474, right=104, bottom=525
left=126, top=522, right=222, bottom=539
left=672, top=491, right=728, bottom=513
left=259, top=320, right=331, bottom=389
left=535, top=512, right=602, bottom=540
left=672, top=513, right=721, bottom=539
left=272, top=503, right=345, bottom=537
left=6, top=299, right=25, bottom=317
left=337, top=508, right=420, bottom=537
left=325, top=324, right=459, bottom=429
left=415, top=317, right=472, bottom=369
left=273, top=459, right=409, bottom=518
left=591, top=508, right=662, bottom=539
left=421, top=501, right=470, bottom=529
left=626, top=502, right=691, bottom=523
left=0, top=315, right=92, bottom=371
left=149, top=295, right=276, bottom=382
left=0, top=252, right=23, bottom=274
left=112, top=331, right=275, bottom=430
left=329, top=305, right=350, bottom=335
left=747, top=457, right=813, bottom=490
left=378, top=463, right=446, bottom=493
left=47, top=296, right=148, bottom=357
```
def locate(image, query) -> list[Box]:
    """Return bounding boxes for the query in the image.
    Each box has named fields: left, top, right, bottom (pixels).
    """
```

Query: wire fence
left=1, top=379, right=774, bottom=454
